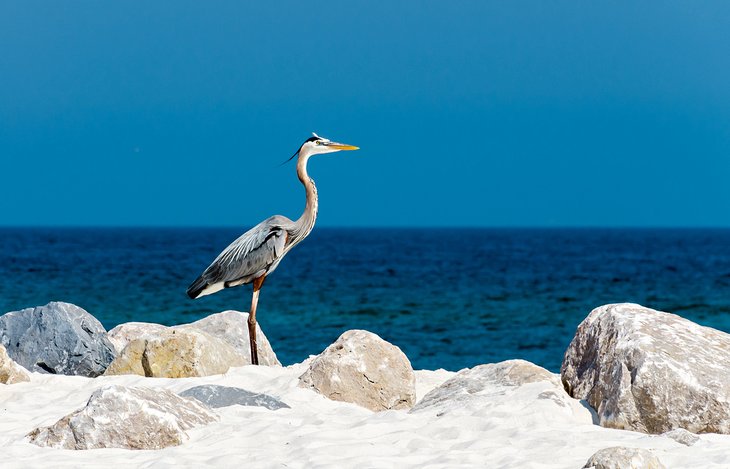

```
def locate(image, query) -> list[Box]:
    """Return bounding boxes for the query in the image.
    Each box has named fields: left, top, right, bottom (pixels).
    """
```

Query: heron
left=186, top=133, right=359, bottom=365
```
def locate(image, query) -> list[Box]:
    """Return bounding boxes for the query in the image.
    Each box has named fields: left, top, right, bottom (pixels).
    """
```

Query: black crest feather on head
left=281, top=134, right=321, bottom=166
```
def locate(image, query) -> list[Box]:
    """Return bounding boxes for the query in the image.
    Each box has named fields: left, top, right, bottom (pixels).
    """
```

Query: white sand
left=2, top=362, right=730, bottom=468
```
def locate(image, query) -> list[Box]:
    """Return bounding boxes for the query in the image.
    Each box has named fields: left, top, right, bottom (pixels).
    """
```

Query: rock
left=0, top=302, right=115, bottom=377
left=583, top=447, right=666, bottom=469
left=107, top=322, right=168, bottom=354
left=180, top=385, right=290, bottom=410
left=104, top=328, right=245, bottom=378
left=0, top=344, right=30, bottom=384
left=107, top=311, right=280, bottom=366
left=411, top=360, right=571, bottom=414
left=661, top=428, right=700, bottom=446
left=28, top=385, right=216, bottom=450
left=181, top=311, right=280, bottom=366
left=298, top=330, right=416, bottom=411
left=562, top=303, right=730, bottom=434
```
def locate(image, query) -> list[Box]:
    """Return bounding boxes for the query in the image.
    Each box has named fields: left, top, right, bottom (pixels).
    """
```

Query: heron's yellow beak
left=329, top=143, right=360, bottom=151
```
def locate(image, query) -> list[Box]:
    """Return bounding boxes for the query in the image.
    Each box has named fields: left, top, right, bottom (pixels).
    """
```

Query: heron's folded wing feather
left=201, top=217, right=288, bottom=284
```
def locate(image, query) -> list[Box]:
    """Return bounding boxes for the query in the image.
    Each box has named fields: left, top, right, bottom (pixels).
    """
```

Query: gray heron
left=186, top=133, right=359, bottom=365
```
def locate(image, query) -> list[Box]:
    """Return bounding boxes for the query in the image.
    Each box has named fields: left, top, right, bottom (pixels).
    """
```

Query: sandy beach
left=3, top=356, right=730, bottom=469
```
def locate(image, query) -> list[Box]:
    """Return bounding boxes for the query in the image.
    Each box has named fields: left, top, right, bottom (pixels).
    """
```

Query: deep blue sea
left=2, top=228, right=730, bottom=372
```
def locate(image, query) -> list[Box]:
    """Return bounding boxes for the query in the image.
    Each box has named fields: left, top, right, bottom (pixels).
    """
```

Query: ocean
left=2, top=227, right=729, bottom=372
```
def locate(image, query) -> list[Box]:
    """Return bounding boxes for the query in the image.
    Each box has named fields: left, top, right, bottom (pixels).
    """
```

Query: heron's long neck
left=292, top=155, right=318, bottom=242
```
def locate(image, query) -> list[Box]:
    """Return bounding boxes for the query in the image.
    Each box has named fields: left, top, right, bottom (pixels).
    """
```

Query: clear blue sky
left=2, top=1, right=729, bottom=227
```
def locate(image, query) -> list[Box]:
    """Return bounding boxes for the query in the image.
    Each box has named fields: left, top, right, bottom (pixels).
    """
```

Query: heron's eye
left=316, top=141, right=322, bottom=145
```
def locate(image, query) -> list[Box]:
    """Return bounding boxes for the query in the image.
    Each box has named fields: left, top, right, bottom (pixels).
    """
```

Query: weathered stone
left=28, top=385, right=216, bottom=450
left=583, top=447, right=666, bottom=469
left=107, top=322, right=168, bottom=354
left=661, top=428, right=700, bottom=446
left=298, top=330, right=416, bottom=411
left=181, top=311, right=280, bottom=366
left=411, top=360, right=567, bottom=414
left=0, top=344, right=30, bottom=384
left=104, top=328, right=245, bottom=378
left=180, top=384, right=290, bottom=410
left=562, top=303, right=730, bottom=434
left=0, top=302, right=115, bottom=377
left=108, top=311, right=280, bottom=366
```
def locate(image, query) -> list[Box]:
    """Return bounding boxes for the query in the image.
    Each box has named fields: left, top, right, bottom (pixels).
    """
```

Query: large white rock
left=410, top=359, right=590, bottom=427
left=108, top=311, right=280, bottom=366
left=104, top=328, right=245, bottom=378
left=583, top=446, right=666, bottom=469
left=0, top=344, right=30, bottom=384
left=107, top=322, right=168, bottom=354
left=562, top=303, right=730, bottom=434
left=27, top=385, right=217, bottom=450
left=298, top=330, right=416, bottom=411
left=0, top=302, right=115, bottom=377
left=183, top=311, right=280, bottom=366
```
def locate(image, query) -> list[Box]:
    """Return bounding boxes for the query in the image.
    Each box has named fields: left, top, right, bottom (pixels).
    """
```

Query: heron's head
left=284, top=133, right=359, bottom=164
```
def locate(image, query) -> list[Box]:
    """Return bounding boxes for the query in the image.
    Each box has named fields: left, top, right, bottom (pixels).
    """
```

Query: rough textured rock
left=182, top=311, right=280, bottom=366
left=0, top=302, right=115, bottom=377
left=583, top=447, right=666, bottom=469
left=661, top=428, right=700, bottom=446
left=411, top=360, right=566, bottom=414
left=107, top=322, right=168, bottom=354
left=104, top=328, right=245, bottom=378
left=298, top=330, right=416, bottom=411
left=0, top=344, right=30, bottom=384
left=562, top=303, right=730, bottom=434
left=108, top=311, right=280, bottom=366
left=28, top=385, right=216, bottom=450
left=180, top=385, right=290, bottom=410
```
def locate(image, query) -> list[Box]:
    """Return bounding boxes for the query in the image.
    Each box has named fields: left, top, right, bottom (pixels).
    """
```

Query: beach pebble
left=0, top=302, right=115, bottom=377
left=562, top=303, right=730, bottom=434
left=410, top=359, right=569, bottom=414
left=179, top=384, right=290, bottom=410
left=298, top=329, right=416, bottom=411
left=661, top=428, right=700, bottom=446
left=108, top=311, right=280, bottom=366
left=104, top=328, right=245, bottom=378
left=27, top=385, right=216, bottom=450
left=0, top=344, right=30, bottom=384
left=582, top=446, right=666, bottom=469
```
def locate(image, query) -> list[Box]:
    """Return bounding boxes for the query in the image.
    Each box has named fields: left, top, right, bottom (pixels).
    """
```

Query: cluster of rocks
left=4, top=299, right=730, bottom=466
left=0, top=302, right=279, bottom=380
left=27, top=383, right=290, bottom=450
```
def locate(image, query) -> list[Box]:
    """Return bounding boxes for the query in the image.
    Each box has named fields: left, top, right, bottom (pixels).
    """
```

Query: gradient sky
left=2, top=1, right=729, bottom=227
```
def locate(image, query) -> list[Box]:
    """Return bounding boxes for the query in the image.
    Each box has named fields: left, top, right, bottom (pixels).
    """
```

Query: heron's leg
left=247, top=276, right=265, bottom=365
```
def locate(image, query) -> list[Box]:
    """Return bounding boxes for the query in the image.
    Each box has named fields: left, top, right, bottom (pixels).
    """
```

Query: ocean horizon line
left=3, top=224, right=730, bottom=231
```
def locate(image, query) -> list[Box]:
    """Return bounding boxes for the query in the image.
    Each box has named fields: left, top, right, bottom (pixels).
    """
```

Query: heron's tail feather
left=186, top=276, right=208, bottom=299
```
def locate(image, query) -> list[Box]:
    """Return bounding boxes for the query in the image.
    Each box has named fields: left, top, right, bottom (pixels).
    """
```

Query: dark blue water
left=2, top=228, right=730, bottom=372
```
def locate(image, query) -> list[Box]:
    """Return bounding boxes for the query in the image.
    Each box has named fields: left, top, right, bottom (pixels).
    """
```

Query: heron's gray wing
left=201, top=216, right=290, bottom=285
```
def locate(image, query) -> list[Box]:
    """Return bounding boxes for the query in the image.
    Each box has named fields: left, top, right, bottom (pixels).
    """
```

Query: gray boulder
left=0, top=302, right=115, bottom=377
left=180, top=384, right=290, bottom=410
left=562, top=303, right=730, bottom=434
left=28, top=385, right=217, bottom=450
left=298, top=330, right=416, bottom=411
left=0, top=344, right=30, bottom=384
left=583, top=447, right=666, bottom=469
